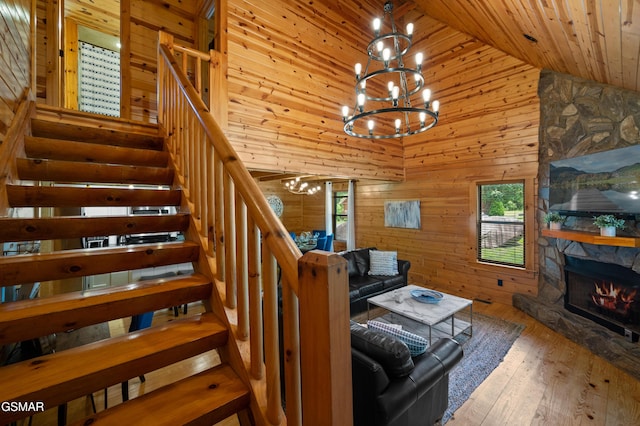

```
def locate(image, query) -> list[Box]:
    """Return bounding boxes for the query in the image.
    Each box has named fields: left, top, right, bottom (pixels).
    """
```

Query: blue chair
left=129, top=311, right=154, bottom=333
left=313, top=229, right=327, bottom=238
left=323, top=234, right=333, bottom=251
left=315, top=237, right=326, bottom=251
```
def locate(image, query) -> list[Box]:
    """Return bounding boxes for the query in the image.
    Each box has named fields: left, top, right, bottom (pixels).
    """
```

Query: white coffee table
left=367, top=285, right=473, bottom=344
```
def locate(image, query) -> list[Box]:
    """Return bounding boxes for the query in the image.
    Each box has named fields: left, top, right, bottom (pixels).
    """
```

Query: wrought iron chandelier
left=284, top=177, right=322, bottom=195
left=341, top=1, right=439, bottom=139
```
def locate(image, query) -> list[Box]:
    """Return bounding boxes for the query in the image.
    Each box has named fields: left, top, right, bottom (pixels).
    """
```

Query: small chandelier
left=341, top=1, right=439, bottom=139
left=284, top=177, right=322, bottom=195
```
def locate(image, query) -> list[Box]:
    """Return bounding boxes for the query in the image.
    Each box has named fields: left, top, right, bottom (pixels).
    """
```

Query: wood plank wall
left=226, top=0, right=405, bottom=181
left=127, top=0, right=197, bottom=122
left=353, top=15, right=541, bottom=305
left=0, top=0, right=31, bottom=140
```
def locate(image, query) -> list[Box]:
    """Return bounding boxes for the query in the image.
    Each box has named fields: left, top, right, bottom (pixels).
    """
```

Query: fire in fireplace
left=591, top=281, right=637, bottom=318
left=564, top=256, right=639, bottom=342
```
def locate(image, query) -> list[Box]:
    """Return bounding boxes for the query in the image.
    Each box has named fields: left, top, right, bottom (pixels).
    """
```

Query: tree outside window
left=333, top=191, right=348, bottom=241
left=477, top=182, right=525, bottom=267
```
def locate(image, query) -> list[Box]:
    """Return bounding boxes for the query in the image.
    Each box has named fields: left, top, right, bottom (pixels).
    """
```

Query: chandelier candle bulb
left=383, top=48, right=391, bottom=67
left=373, top=18, right=381, bottom=35
left=415, top=52, right=423, bottom=70
left=423, top=88, right=431, bottom=103
left=419, top=112, right=426, bottom=127
left=342, top=105, right=350, bottom=121
left=395, top=119, right=401, bottom=133
left=354, top=63, right=362, bottom=79
left=357, top=93, right=365, bottom=112
left=406, top=23, right=414, bottom=37
left=368, top=120, right=375, bottom=135
left=432, top=100, right=440, bottom=113
left=392, top=86, right=400, bottom=106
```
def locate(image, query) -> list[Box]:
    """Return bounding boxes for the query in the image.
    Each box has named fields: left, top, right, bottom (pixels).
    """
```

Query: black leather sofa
left=350, top=321, right=463, bottom=426
left=339, top=247, right=411, bottom=315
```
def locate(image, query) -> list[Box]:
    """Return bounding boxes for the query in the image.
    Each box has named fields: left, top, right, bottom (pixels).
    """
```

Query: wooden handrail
left=158, top=31, right=299, bottom=425
left=157, top=40, right=301, bottom=290
left=157, top=31, right=352, bottom=426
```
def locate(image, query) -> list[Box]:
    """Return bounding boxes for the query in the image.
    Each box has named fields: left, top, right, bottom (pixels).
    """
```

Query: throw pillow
left=368, top=250, right=399, bottom=276
left=353, top=249, right=371, bottom=276
left=367, top=320, right=428, bottom=357
left=341, top=251, right=360, bottom=277
left=350, top=321, right=414, bottom=377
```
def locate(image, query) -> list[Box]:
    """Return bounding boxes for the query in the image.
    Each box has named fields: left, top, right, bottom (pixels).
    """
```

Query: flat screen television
left=549, top=144, right=640, bottom=217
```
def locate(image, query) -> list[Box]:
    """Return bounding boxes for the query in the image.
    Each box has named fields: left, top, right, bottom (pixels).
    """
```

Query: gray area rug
left=378, top=311, right=525, bottom=424
left=54, top=322, right=111, bottom=352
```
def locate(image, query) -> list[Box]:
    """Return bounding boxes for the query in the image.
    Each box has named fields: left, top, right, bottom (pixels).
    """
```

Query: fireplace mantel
left=542, top=229, right=640, bottom=248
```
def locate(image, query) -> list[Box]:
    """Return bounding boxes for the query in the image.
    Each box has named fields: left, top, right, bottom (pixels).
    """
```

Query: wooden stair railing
left=157, top=32, right=352, bottom=425
left=0, top=105, right=251, bottom=425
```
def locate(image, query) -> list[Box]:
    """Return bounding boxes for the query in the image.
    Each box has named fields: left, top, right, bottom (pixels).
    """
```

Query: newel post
left=298, top=251, right=353, bottom=425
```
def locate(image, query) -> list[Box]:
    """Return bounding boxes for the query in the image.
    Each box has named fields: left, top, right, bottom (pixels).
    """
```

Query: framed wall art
left=384, top=200, right=421, bottom=229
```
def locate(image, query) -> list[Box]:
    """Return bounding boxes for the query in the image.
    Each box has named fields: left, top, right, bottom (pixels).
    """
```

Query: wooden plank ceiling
left=414, top=0, right=640, bottom=93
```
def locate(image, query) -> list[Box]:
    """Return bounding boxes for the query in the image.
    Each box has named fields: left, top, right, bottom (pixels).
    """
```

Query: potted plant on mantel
left=593, top=214, right=625, bottom=237
left=544, top=212, right=566, bottom=230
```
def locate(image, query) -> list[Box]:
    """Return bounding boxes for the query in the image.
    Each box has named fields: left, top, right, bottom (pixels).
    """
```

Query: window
left=477, top=182, right=525, bottom=267
left=78, top=41, right=120, bottom=117
left=333, top=191, right=348, bottom=241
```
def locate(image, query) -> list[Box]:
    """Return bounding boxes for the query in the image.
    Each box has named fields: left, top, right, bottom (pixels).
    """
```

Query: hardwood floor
left=447, top=299, right=640, bottom=425
left=13, top=297, right=640, bottom=425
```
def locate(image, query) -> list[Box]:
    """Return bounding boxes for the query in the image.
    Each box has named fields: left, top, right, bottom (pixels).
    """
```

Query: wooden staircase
left=0, top=110, right=250, bottom=425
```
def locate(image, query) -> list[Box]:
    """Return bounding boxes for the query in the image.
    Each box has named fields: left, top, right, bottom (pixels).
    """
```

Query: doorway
left=36, top=0, right=121, bottom=113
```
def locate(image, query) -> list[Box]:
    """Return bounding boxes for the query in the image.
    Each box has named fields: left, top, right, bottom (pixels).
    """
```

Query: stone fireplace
left=512, top=69, right=640, bottom=381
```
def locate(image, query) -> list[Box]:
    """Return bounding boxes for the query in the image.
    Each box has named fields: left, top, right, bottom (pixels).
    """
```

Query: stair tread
left=16, top=158, right=175, bottom=185
left=31, top=118, right=164, bottom=150
left=0, top=214, right=190, bottom=243
left=69, top=364, right=250, bottom=426
left=24, top=136, right=170, bottom=167
left=0, top=241, right=199, bottom=286
left=0, top=273, right=212, bottom=345
left=6, top=184, right=182, bottom=208
left=0, top=312, right=228, bottom=421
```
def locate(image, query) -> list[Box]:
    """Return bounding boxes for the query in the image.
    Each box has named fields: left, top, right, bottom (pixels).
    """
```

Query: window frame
left=471, top=179, right=535, bottom=273
left=333, top=190, right=348, bottom=242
